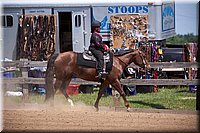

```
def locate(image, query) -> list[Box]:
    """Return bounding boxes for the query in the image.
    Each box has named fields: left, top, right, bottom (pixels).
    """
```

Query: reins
left=116, top=50, right=147, bottom=69
left=117, top=56, right=129, bottom=67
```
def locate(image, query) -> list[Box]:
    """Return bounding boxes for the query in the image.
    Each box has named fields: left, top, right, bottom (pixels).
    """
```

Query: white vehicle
left=1, top=0, right=176, bottom=60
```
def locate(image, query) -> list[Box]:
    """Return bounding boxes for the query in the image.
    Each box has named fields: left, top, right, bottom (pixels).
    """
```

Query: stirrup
left=99, top=71, right=108, bottom=78
left=96, top=75, right=104, bottom=83
left=95, top=72, right=107, bottom=79
left=95, top=73, right=102, bottom=79
left=100, top=71, right=108, bottom=75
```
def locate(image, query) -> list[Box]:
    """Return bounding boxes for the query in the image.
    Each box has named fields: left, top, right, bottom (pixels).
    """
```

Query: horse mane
left=114, top=49, right=135, bottom=56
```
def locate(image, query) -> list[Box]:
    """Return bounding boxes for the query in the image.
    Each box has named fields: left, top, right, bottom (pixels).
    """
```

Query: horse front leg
left=111, top=79, right=130, bottom=112
left=94, top=81, right=109, bottom=111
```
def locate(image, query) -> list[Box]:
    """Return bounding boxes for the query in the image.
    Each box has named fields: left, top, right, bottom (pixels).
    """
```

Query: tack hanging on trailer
left=16, top=14, right=56, bottom=61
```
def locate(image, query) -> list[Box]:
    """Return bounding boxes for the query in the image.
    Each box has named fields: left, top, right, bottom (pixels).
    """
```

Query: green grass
left=3, top=87, right=196, bottom=111
left=126, top=87, right=196, bottom=110
left=71, top=87, right=196, bottom=110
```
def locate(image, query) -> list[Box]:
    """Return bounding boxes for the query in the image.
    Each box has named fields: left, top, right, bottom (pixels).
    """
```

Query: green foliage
left=166, top=33, right=198, bottom=44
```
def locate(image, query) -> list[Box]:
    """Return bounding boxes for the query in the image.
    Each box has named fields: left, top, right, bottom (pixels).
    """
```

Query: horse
left=45, top=49, right=150, bottom=111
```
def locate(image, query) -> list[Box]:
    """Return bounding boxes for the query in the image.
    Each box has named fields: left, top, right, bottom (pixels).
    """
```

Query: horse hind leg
left=60, top=78, right=75, bottom=107
left=110, top=79, right=131, bottom=112
left=45, top=79, right=60, bottom=107
left=94, top=81, right=109, bottom=111
left=54, top=78, right=74, bottom=106
left=49, top=79, right=62, bottom=106
left=54, top=79, right=62, bottom=94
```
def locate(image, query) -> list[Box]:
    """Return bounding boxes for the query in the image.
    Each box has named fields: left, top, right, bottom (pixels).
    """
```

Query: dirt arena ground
left=2, top=102, right=199, bottom=133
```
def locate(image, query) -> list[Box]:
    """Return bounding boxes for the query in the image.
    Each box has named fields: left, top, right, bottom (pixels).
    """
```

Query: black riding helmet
left=91, top=20, right=101, bottom=27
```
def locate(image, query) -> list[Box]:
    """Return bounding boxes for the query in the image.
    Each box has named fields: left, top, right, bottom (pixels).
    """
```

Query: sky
left=175, top=1, right=199, bottom=35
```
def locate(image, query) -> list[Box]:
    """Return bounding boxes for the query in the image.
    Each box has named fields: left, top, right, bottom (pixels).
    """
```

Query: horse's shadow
left=175, top=90, right=189, bottom=93
left=128, top=100, right=169, bottom=109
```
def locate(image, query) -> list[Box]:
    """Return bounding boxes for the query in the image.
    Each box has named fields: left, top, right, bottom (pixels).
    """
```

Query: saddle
left=77, top=50, right=113, bottom=73
left=83, top=50, right=110, bottom=63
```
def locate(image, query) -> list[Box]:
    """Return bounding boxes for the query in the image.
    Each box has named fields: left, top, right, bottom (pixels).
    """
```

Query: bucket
left=2, top=72, right=14, bottom=78
left=66, top=84, right=80, bottom=96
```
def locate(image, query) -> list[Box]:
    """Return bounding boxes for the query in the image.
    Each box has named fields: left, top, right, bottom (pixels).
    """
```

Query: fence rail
left=2, top=60, right=200, bottom=68
left=1, top=61, right=200, bottom=86
left=3, top=78, right=199, bottom=85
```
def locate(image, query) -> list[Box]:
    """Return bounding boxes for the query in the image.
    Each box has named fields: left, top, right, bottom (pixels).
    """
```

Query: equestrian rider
left=89, top=20, right=106, bottom=79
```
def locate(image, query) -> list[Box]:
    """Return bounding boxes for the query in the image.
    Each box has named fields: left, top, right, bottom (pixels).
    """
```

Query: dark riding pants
left=89, top=46, right=104, bottom=74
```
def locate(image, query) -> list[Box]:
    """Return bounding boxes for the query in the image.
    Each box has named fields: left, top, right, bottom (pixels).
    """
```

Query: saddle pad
left=77, top=52, right=113, bottom=72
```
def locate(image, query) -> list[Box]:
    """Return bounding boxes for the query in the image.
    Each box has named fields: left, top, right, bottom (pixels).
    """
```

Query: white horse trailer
left=1, top=0, right=176, bottom=60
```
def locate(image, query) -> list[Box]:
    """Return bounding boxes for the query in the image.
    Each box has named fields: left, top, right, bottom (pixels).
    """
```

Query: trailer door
left=2, top=9, right=22, bottom=60
left=72, top=11, right=84, bottom=52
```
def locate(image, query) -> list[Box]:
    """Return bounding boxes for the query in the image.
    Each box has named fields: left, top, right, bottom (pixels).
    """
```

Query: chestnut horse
left=45, top=49, right=150, bottom=111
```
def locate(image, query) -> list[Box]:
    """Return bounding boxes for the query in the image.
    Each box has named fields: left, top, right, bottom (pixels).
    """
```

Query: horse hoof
left=68, top=99, right=74, bottom=107
left=127, top=107, right=131, bottom=112
left=94, top=106, right=99, bottom=112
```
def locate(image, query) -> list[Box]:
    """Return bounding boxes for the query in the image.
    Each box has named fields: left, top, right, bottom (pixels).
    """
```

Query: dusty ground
left=2, top=102, right=199, bottom=133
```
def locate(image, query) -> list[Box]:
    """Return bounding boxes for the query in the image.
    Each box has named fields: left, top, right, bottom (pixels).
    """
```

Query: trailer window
left=1, top=15, right=13, bottom=27
left=75, top=15, right=81, bottom=27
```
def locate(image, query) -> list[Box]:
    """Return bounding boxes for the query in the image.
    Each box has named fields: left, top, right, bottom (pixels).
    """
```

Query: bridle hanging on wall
left=16, top=14, right=56, bottom=61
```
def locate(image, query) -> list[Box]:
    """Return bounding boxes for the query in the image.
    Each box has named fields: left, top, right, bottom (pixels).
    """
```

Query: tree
left=166, top=33, right=198, bottom=44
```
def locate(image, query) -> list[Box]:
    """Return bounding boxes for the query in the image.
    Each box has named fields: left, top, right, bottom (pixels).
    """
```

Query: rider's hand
left=103, top=44, right=109, bottom=52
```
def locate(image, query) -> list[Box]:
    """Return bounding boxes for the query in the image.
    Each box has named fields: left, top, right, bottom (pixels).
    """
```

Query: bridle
left=138, top=50, right=148, bottom=70
left=116, top=50, right=149, bottom=70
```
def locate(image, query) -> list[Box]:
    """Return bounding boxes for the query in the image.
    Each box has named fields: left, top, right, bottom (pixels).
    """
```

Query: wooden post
left=112, top=89, right=121, bottom=111
left=20, top=59, right=29, bottom=102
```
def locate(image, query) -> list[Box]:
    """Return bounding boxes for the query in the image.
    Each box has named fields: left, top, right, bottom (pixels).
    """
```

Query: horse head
left=133, top=50, right=150, bottom=70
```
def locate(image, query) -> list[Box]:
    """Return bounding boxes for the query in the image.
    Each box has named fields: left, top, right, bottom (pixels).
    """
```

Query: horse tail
left=45, top=53, right=59, bottom=102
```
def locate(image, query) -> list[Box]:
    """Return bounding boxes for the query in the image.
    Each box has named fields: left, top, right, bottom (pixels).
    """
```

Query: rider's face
left=96, top=27, right=100, bottom=33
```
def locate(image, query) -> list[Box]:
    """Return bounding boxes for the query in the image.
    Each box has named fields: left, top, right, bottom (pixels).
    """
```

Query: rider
left=89, top=20, right=107, bottom=79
